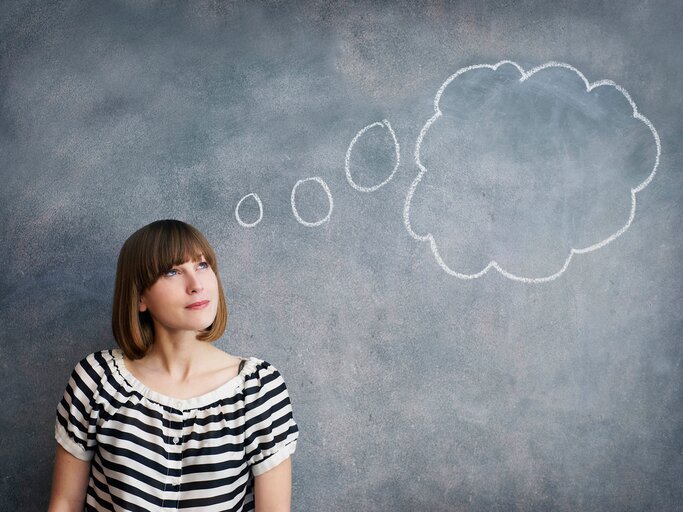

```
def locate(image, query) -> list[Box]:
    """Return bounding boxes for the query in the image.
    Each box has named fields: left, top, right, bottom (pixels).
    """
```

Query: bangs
left=134, top=221, right=218, bottom=292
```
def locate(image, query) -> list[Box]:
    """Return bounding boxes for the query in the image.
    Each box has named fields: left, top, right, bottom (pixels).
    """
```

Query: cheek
left=208, top=274, right=220, bottom=291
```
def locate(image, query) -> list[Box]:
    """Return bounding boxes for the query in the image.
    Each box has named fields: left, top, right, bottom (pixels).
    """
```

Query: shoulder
left=242, top=357, right=293, bottom=397
left=67, top=349, right=116, bottom=393
left=242, top=357, right=282, bottom=380
left=74, top=349, right=116, bottom=373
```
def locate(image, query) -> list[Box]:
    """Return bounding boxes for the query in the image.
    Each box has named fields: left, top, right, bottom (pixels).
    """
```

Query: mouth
left=186, top=300, right=210, bottom=310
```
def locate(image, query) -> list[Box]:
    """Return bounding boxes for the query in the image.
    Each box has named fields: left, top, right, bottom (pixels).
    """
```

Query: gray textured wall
left=1, top=1, right=681, bottom=510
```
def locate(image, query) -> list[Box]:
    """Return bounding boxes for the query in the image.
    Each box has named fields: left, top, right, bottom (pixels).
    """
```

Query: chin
left=200, top=314, right=219, bottom=331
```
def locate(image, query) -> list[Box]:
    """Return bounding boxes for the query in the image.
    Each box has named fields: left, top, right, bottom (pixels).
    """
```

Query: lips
left=186, top=300, right=209, bottom=310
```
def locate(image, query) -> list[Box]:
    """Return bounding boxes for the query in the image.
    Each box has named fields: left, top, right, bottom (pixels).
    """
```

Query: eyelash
left=164, top=261, right=209, bottom=277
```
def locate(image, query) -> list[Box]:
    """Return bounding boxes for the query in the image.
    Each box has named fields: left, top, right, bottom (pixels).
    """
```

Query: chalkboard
left=1, top=1, right=681, bottom=510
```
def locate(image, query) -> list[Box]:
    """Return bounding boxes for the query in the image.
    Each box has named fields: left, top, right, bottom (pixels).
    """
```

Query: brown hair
left=112, top=219, right=228, bottom=359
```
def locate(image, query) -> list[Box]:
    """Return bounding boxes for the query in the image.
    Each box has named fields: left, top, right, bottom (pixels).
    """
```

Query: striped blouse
left=55, top=349, right=299, bottom=511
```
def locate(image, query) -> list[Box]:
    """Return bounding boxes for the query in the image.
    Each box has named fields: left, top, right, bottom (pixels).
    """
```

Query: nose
left=186, top=270, right=204, bottom=294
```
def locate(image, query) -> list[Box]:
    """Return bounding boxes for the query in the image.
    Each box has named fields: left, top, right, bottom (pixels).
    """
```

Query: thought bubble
left=403, top=60, right=661, bottom=282
left=235, top=193, right=263, bottom=228
left=291, top=176, right=334, bottom=227
left=345, top=119, right=400, bottom=192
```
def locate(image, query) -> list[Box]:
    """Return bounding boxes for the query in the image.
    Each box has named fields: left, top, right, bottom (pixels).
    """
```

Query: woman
left=49, top=219, right=299, bottom=511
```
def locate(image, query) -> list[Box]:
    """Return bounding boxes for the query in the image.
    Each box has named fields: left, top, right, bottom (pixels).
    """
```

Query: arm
left=254, top=456, right=292, bottom=512
left=47, top=444, right=91, bottom=512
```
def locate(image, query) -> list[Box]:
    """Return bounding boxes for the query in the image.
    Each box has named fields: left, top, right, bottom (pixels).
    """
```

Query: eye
left=198, top=261, right=210, bottom=269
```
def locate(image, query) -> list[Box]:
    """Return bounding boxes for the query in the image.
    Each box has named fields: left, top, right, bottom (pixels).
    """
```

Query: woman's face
left=138, top=255, right=220, bottom=338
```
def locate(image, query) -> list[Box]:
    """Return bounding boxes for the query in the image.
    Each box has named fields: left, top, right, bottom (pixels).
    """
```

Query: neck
left=142, top=331, right=209, bottom=381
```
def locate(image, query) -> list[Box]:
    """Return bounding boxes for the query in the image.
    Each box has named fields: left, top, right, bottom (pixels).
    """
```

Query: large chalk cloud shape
left=403, top=61, right=661, bottom=282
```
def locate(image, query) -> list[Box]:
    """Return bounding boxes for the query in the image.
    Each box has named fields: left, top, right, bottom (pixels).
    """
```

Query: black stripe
left=83, top=353, right=104, bottom=389
left=246, top=406, right=295, bottom=447
left=253, top=429, right=299, bottom=463
left=246, top=380, right=287, bottom=409
left=247, top=420, right=298, bottom=458
left=85, top=483, right=115, bottom=511
left=189, top=402, right=250, bottom=428
left=57, top=395, right=90, bottom=447
left=91, top=457, right=164, bottom=509
left=96, top=454, right=173, bottom=491
left=185, top=419, right=247, bottom=443
left=98, top=439, right=181, bottom=469
left=177, top=484, right=247, bottom=509
left=180, top=464, right=250, bottom=492
left=183, top=439, right=246, bottom=458
left=68, top=372, right=95, bottom=421
left=99, top=428, right=174, bottom=461
left=102, top=409, right=167, bottom=441
left=244, top=388, right=291, bottom=432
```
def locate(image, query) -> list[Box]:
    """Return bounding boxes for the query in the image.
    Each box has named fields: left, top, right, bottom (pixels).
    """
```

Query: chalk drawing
left=235, top=193, right=263, bottom=228
left=291, top=177, right=334, bottom=227
left=345, top=119, right=400, bottom=192
left=404, top=60, right=661, bottom=283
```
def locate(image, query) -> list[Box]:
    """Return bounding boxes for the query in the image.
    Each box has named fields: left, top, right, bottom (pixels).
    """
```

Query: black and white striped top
left=55, top=349, right=299, bottom=511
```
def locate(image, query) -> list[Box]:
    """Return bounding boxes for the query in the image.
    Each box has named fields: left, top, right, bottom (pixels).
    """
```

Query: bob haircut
left=112, top=219, right=228, bottom=359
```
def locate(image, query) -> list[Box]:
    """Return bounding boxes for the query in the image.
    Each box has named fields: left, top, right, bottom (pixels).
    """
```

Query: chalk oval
left=291, top=177, right=334, bottom=227
left=235, top=193, right=263, bottom=228
left=345, top=119, right=400, bottom=192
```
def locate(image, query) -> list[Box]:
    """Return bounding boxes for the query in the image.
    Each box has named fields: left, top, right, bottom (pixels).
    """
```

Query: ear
left=138, top=297, right=148, bottom=313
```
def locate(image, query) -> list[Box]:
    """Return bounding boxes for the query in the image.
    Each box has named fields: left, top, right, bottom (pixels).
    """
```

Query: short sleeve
left=54, top=353, right=103, bottom=461
left=243, top=361, right=299, bottom=476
